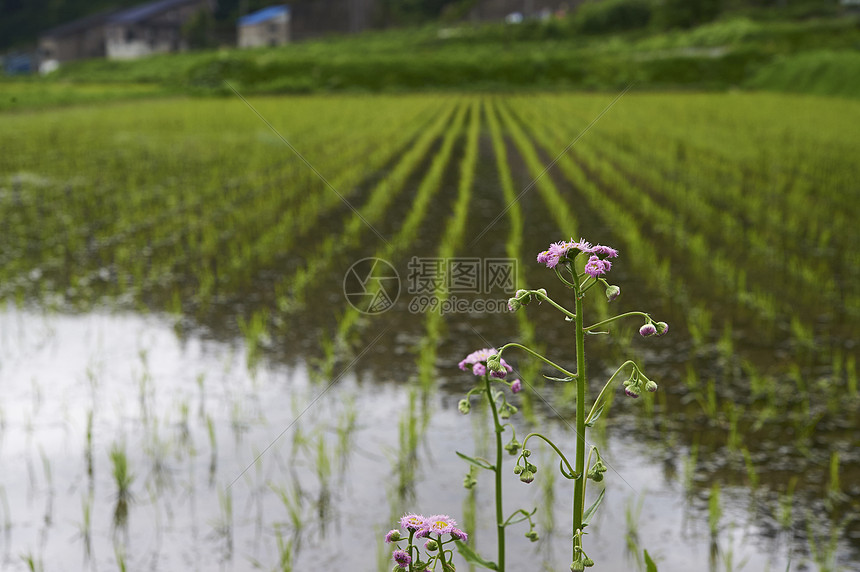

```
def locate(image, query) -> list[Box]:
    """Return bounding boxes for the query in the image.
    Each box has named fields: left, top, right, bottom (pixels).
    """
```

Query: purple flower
left=425, top=515, right=457, bottom=535
left=655, top=321, right=669, bottom=337
left=537, top=238, right=617, bottom=271
left=584, top=255, right=610, bottom=278
left=591, top=244, right=619, bottom=258
left=450, top=527, right=469, bottom=541
left=510, top=379, right=522, bottom=394
left=385, top=529, right=401, bottom=543
left=639, top=323, right=657, bottom=337
left=624, top=387, right=640, bottom=398
left=459, top=349, right=512, bottom=378
left=393, top=549, right=412, bottom=566
left=400, top=514, right=426, bottom=532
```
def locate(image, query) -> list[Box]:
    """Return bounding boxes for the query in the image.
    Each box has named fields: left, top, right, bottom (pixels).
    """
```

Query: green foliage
left=654, top=0, right=723, bottom=30
left=574, top=0, right=653, bottom=35
left=745, top=50, right=860, bottom=97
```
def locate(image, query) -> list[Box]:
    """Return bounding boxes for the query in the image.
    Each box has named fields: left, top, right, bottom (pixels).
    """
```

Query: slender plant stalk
left=484, top=374, right=506, bottom=572
left=572, top=274, right=586, bottom=560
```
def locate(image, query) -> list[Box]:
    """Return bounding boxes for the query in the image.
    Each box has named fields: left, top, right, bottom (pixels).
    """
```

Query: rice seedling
left=77, top=493, right=93, bottom=561
left=114, top=542, right=128, bottom=572
left=625, top=496, right=645, bottom=569
left=334, top=397, right=358, bottom=478
left=805, top=512, right=843, bottom=572
left=210, top=487, right=234, bottom=561
left=778, top=478, right=798, bottom=530
left=109, top=441, right=134, bottom=529
left=206, top=414, right=217, bottom=485
left=20, top=552, right=43, bottom=572
left=85, top=410, right=94, bottom=481
left=273, top=524, right=294, bottom=572
left=740, top=448, right=759, bottom=491
left=270, top=483, right=306, bottom=549
left=708, top=483, right=722, bottom=538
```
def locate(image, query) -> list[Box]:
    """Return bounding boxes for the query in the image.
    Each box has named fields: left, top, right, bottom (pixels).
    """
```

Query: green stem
left=528, top=288, right=577, bottom=320
left=484, top=374, right=505, bottom=572
left=572, top=273, right=586, bottom=562
left=520, top=432, right=578, bottom=478
left=497, top=342, right=576, bottom=379
left=585, top=360, right=636, bottom=425
left=584, top=311, right=651, bottom=332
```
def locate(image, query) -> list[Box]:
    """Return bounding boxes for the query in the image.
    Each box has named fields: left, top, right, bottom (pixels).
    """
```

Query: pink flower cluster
left=536, top=238, right=618, bottom=275
left=458, top=348, right=513, bottom=379
left=385, top=514, right=468, bottom=542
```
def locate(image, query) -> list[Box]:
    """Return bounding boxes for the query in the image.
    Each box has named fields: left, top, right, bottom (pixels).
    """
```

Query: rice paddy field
left=0, top=91, right=858, bottom=571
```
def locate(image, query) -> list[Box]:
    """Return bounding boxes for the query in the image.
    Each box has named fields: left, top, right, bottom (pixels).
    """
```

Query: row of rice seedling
left=414, top=99, right=481, bottom=388
left=0, top=96, right=445, bottom=313
left=496, top=95, right=859, bottom=549
left=333, top=102, right=470, bottom=345
left=280, top=100, right=459, bottom=311
left=523, top=94, right=859, bottom=327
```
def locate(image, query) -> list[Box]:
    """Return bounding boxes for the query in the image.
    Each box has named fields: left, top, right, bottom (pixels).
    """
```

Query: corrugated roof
left=109, top=0, right=199, bottom=25
left=40, top=7, right=120, bottom=38
left=238, top=5, right=290, bottom=27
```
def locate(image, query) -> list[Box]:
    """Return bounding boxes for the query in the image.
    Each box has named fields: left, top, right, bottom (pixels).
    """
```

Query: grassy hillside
left=3, top=11, right=859, bottom=106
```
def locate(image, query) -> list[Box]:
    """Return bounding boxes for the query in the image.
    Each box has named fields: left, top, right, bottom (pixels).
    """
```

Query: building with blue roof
left=238, top=5, right=291, bottom=48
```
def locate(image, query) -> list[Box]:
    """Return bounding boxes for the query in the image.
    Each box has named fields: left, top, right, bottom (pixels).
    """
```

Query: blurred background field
left=1, top=1, right=859, bottom=571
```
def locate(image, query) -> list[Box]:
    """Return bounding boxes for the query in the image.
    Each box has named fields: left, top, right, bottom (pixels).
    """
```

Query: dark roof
left=40, top=7, right=120, bottom=39
left=109, top=0, right=201, bottom=25
left=238, top=5, right=290, bottom=26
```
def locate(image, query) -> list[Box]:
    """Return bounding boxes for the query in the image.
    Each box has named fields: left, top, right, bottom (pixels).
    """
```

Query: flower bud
left=507, top=297, right=521, bottom=312
left=583, top=557, right=595, bottom=567
left=604, top=285, right=621, bottom=302
left=645, top=380, right=658, bottom=392
left=571, top=561, right=585, bottom=572
left=505, top=439, right=521, bottom=455
left=499, top=402, right=517, bottom=419
left=639, top=323, right=657, bottom=337
left=487, top=354, right=504, bottom=373
left=510, top=379, right=522, bottom=394
left=519, top=469, right=535, bottom=484
left=513, top=465, right=523, bottom=475
left=424, top=539, right=438, bottom=551
left=624, top=386, right=640, bottom=398
left=655, top=321, right=669, bottom=336
left=458, top=399, right=470, bottom=414
left=463, top=474, right=477, bottom=489
left=385, top=529, right=402, bottom=543
left=523, top=449, right=531, bottom=457
left=525, top=530, right=539, bottom=542
left=536, top=288, right=547, bottom=303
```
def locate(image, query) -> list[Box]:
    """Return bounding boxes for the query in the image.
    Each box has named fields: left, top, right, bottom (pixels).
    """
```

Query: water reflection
left=0, top=306, right=854, bottom=570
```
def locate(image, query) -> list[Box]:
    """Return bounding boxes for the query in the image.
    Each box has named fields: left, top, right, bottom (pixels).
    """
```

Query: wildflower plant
left=385, top=513, right=468, bottom=572
left=454, top=349, right=538, bottom=571
left=476, top=238, right=668, bottom=570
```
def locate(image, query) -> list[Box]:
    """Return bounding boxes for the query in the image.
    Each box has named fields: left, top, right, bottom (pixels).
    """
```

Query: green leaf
left=455, top=451, right=494, bottom=471
left=582, top=488, right=605, bottom=525
left=644, top=549, right=658, bottom=572
left=543, top=374, right=574, bottom=383
left=454, top=541, right=498, bottom=570
left=585, top=404, right=605, bottom=427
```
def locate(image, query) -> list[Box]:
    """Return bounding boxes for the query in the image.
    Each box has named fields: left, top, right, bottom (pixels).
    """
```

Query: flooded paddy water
left=0, top=93, right=858, bottom=570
